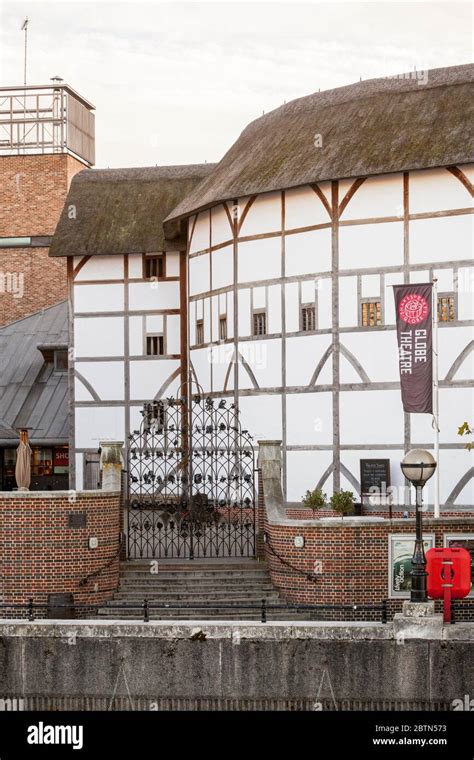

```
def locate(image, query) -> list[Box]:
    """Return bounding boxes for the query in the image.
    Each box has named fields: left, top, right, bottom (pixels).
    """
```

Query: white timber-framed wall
left=186, top=164, right=474, bottom=509
left=68, top=250, right=184, bottom=490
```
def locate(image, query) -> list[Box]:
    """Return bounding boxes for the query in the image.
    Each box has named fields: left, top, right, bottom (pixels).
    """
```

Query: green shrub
left=302, top=488, right=326, bottom=514
left=329, top=490, right=355, bottom=518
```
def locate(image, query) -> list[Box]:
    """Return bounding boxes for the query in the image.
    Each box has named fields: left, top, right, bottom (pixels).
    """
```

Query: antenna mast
left=21, top=18, right=29, bottom=86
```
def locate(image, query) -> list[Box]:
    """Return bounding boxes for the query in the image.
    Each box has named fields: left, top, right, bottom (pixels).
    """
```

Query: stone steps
left=98, top=559, right=286, bottom=621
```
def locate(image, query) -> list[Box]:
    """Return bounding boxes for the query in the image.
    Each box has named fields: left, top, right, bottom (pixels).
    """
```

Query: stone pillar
left=99, top=441, right=124, bottom=492
left=257, top=440, right=285, bottom=522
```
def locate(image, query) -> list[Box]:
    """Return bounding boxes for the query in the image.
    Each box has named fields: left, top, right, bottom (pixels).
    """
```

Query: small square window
left=219, top=316, right=227, bottom=341
left=144, top=255, right=165, bottom=279
left=54, top=350, right=68, bottom=372
left=438, top=295, right=455, bottom=322
left=253, top=311, right=267, bottom=336
left=146, top=335, right=164, bottom=355
left=301, top=305, right=316, bottom=332
left=361, top=300, right=382, bottom=327
left=196, top=320, right=204, bottom=345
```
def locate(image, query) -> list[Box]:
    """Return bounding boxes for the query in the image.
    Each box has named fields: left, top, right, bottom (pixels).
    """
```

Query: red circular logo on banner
left=398, top=293, right=429, bottom=325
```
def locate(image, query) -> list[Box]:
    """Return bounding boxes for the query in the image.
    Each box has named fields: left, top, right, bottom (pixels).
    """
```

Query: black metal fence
left=0, top=598, right=389, bottom=624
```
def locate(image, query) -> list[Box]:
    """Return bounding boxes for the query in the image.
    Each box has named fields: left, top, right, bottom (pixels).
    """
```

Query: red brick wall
left=0, top=154, right=86, bottom=327
left=0, top=491, right=121, bottom=615
left=260, top=473, right=474, bottom=619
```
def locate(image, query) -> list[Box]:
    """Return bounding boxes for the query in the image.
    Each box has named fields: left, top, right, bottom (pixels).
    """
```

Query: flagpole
left=432, top=277, right=440, bottom=518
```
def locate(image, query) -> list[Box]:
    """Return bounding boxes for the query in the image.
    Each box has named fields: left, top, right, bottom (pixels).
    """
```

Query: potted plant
left=330, top=490, right=355, bottom=519
left=301, top=488, right=326, bottom=517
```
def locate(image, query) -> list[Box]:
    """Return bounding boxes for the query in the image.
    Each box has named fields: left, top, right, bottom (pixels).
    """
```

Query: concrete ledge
left=0, top=490, right=120, bottom=498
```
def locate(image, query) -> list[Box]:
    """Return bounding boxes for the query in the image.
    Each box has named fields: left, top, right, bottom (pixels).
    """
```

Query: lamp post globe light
left=400, top=449, right=437, bottom=603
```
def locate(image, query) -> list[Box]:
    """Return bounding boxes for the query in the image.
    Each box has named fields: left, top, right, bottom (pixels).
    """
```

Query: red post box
left=426, top=547, right=472, bottom=623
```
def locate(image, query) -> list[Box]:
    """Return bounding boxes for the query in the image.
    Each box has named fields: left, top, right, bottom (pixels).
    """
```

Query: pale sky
left=0, top=1, right=472, bottom=168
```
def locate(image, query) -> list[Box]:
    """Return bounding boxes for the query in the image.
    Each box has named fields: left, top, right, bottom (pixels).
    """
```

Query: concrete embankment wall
left=0, top=621, right=473, bottom=710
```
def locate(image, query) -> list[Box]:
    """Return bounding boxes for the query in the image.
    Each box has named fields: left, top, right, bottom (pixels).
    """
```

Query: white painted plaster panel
left=129, top=316, right=143, bottom=355
left=75, top=454, right=83, bottom=491
left=75, top=317, right=124, bottom=357
left=339, top=222, right=404, bottom=270
left=410, top=270, right=430, bottom=284
left=433, top=268, right=454, bottom=291
left=210, top=344, right=234, bottom=392
left=317, top=277, right=332, bottom=330
left=211, top=204, right=233, bottom=246
left=128, top=254, right=143, bottom=279
left=74, top=376, right=94, bottom=402
left=301, top=280, right=316, bottom=303
left=211, top=245, right=233, bottom=289
left=340, top=390, right=404, bottom=444
left=409, top=167, right=474, bottom=214
left=146, top=315, right=164, bottom=333
left=339, top=353, right=365, bottom=384
left=75, top=407, right=125, bottom=449
left=190, top=348, right=211, bottom=391
left=341, top=332, right=399, bottom=383
left=128, top=281, right=179, bottom=310
left=384, top=273, right=404, bottom=324
left=439, top=327, right=473, bottom=381
left=238, top=237, right=281, bottom=283
left=238, top=395, right=282, bottom=440
left=267, top=285, right=282, bottom=333
left=410, top=215, right=473, bottom=264
left=75, top=361, right=124, bottom=400
left=284, top=283, right=299, bottom=333
left=129, top=360, right=180, bottom=400
left=285, top=228, right=331, bottom=276
left=339, top=276, right=358, bottom=328
left=253, top=286, right=266, bottom=309
left=438, top=449, right=474, bottom=505
left=189, top=254, right=210, bottom=297
left=74, top=283, right=124, bottom=313
left=238, top=289, right=251, bottom=337
left=285, top=334, right=332, bottom=387
left=286, top=392, right=333, bottom=445
left=238, top=192, right=281, bottom=236
left=204, top=298, right=211, bottom=344
left=166, top=314, right=181, bottom=354
left=189, top=211, right=210, bottom=253
left=361, top=274, right=380, bottom=298
left=284, top=185, right=332, bottom=229
left=239, top=339, right=281, bottom=389
left=461, top=164, right=474, bottom=183
left=166, top=252, right=180, bottom=277
left=339, top=174, right=403, bottom=221
left=286, top=450, right=333, bottom=501
left=75, top=255, right=124, bottom=281
left=457, top=268, right=474, bottom=319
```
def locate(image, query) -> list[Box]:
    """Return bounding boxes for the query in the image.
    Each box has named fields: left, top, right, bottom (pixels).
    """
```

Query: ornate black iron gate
left=127, top=395, right=256, bottom=559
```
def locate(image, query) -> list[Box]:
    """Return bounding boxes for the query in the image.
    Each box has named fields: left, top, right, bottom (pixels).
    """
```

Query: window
left=301, top=304, right=316, bottom=332
left=54, top=349, right=68, bottom=372
left=219, top=316, right=227, bottom=341
left=253, top=311, right=267, bottom=336
left=438, top=295, right=455, bottom=322
left=196, top=320, right=204, bottom=345
left=144, top=255, right=165, bottom=279
left=146, top=335, right=164, bottom=355
left=361, top=300, right=382, bottom=327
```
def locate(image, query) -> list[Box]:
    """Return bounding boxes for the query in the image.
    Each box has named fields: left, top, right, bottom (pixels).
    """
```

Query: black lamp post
left=400, top=449, right=437, bottom=603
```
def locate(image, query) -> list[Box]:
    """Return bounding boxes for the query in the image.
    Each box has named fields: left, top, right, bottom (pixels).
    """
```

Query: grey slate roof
left=49, top=163, right=216, bottom=257
left=0, top=301, right=68, bottom=446
left=165, top=64, right=474, bottom=225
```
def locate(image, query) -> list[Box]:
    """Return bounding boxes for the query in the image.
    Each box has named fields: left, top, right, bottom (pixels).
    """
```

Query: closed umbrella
left=15, top=430, right=31, bottom=491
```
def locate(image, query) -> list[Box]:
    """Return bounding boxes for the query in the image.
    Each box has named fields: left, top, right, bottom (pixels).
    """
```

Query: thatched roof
left=50, top=164, right=215, bottom=257
left=165, top=64, right=474, bottom=225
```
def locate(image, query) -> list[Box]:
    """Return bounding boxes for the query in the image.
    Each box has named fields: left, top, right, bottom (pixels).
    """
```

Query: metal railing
left=0, top=598, right=389, bottom=624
